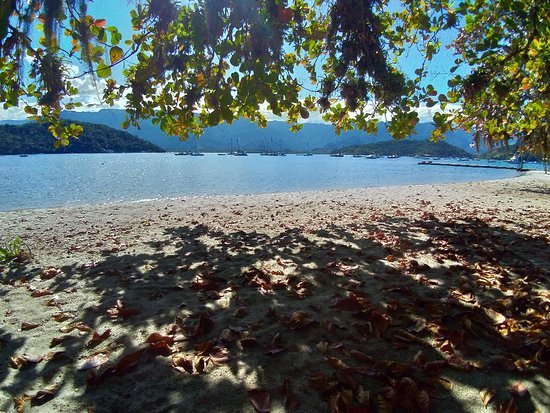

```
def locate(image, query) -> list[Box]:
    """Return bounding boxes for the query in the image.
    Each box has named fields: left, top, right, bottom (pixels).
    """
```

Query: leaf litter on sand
left=4, top=179, right=550, bottom=413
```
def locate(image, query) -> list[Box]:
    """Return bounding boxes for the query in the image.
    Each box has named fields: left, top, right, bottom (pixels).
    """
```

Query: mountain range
left=59, top=109, right=481, bottom=154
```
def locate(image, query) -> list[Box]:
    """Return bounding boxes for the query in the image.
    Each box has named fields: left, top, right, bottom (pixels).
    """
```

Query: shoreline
left=1, top=171, right=549, bottom=413
left=0, top=170, right=531, bottom=214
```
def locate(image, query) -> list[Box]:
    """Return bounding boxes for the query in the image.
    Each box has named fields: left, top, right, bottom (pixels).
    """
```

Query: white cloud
left=0, top=104, right=30, bottom=121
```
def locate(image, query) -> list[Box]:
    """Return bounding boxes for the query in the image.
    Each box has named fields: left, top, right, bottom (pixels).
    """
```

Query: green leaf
left=109, top=46, right=124, bottom=65
left=97, top=62, right=112, bottom=78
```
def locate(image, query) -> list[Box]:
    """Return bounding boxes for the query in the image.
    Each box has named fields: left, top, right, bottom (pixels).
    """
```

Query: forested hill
left=341, top=140, right=472, bottom=158
left=0, top=122, right=163, bottom=155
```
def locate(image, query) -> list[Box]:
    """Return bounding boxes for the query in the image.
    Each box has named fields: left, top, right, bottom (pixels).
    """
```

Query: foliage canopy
left=0, top=0, right=548, bottom=157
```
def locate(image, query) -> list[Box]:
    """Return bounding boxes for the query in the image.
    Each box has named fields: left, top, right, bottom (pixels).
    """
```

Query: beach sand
left=1, top=172, right=549, bottom=413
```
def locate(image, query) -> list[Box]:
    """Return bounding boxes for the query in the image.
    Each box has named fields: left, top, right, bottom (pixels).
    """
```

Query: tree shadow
left=1, top=211, right=548, bottom=412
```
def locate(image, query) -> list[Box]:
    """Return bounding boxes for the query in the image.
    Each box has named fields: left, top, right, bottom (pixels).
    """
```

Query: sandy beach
left=1, top=172, right=549, bottom=413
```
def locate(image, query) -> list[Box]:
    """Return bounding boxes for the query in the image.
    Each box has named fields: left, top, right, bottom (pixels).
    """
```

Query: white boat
left=365, top=154, right=379, bottom=159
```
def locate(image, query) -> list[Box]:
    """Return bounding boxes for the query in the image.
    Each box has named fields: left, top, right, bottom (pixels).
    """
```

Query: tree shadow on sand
left=1, top=212, right=548, bottom=412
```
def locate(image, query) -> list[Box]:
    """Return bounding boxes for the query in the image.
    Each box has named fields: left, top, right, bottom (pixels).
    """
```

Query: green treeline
left=0, top=122, right=163, bottom=155
left=340, top=140, right=472, bottom=157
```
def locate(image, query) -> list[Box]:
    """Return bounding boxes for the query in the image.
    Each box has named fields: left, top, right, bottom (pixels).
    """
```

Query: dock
left=418, top=161, right=530, bottom=172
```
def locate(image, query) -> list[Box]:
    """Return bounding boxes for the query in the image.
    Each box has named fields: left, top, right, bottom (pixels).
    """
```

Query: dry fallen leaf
left=316, top=340, right=328, bottom=354
left=483, top=308, right=506, bottom=325
left=87, top=329, right=111, bottom=348
left=487, top=355, right=516, bottom=372
left=52, top=312, right=76, bottom=322
left=106, top=300, right=139, bottom=320
left=30, top=288, right=53, bottom=297
left=30, top=386, right=57, bottom=406
left=40, top=267, right=61, bottom=280
left=480, top=388, right=496, bottom=408
left=50, top=335, right=77, bottom=348
left=248, top=389, right=271, bottom=413
left=172, top=354, right=193, bottom=373
left=21, top=322, right=41, bottom=331
left=496, top=398, right=518, bottom=413
left=194, top=357, right=206, bottom=374
left=78, top=354, right=109, bottom=371
left=9, top=354, right=44, bottom=369
left=509, top=381, right=528, bottom=397
left=14, top=394, right=31, bottom=413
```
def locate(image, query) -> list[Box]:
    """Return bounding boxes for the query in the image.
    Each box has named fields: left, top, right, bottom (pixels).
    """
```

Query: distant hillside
left=481, top=143, right=541, bottom=162
left=0, top=122, right=163, bottom=155
left=341, top=140, right=472, bottom=158
left=60, top=109, right=481, bottom=153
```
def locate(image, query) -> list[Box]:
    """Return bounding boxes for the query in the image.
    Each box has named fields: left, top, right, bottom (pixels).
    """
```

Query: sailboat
left=190, top=138, right=204, bottom=156
left=233, top=136, right=248, bottom=156
left=330, top=136, right=344, bottom=157
left=304, top=141, right=313, bottom=156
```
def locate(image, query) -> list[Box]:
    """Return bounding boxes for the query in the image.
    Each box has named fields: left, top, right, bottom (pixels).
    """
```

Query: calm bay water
left=0, top=153, right=526, bottom=211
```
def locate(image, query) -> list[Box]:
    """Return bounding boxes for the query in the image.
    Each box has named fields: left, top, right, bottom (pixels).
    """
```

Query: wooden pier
left=418, top=161, right=529, bottom=172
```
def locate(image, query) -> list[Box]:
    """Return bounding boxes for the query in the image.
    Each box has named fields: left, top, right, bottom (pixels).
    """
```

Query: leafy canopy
left=1, top=0, right=548, bottom=157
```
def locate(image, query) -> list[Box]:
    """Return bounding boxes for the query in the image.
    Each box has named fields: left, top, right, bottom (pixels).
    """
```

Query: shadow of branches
left=1, top=210, right=548, bottom=413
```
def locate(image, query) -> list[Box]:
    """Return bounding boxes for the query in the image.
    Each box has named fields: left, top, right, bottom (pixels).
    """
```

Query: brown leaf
left=106, top=300, right=139, bottom=320
left=336, top=370, right=357, bottom=389
left=307, top=373, right=331, bottom=392
left=413, top=350, right=426, bottom=366
left=31, top=288, right=53, bottom=297
left=480, top=388, right=495, bottom=408
left=423, top=360, right=447, bottom=374
left=377, top=394, right=393, bottom=413
left=416, top=389, right=430, bottom=413
left=329, top=295, right=365, bottom=312
left=484, top=308, right=506, bottom=325
left=14, top=394, right=31, bottom=413
left=30, top=386, right=57, bottom=406
left=194, top=357, right=206, bottom=374
left=316, top=340, right=328, bottom=354
left=395, top=377, right=418, bottom=400
left=40, top=267, right=61, bottom=280
left=146, top=332, right=174, bottom=346
left=87, top=329, right=111, bottom=348
left=496, top=398, right=518, bottom=413
left=350, top=349, right=373, bottom=364
left=9, top=354, right=44, bottom=369
left=50, top=335, right=77, bottom=348
left=52, top=312, right=76, bottom=322
left=239, top=337, right=259, bottom=350
left=369, top=310, right=391, bottom=338
left=210, top=346, right=231, bottom=364
left=78, top=354, right=109, bottom=371
left=265, top=333, right=286, bottom=356
left=285, top=311, right=314, bottom=330
left=43, top=351, right=73, bottom=364
left=487, top=355, right=516, bottom=372
left=172, top=354, right=193, bottom=373
left=21, top=322, right=40, bottom=331
left=444, top=354, right=472, bottom=371
left=248, top=389, right=271, bottom=413
left=356, top=385, right=370, bottom=406
left=509, top=381, right=528, bottom=397
left=233, top=307, right=248, bottom=318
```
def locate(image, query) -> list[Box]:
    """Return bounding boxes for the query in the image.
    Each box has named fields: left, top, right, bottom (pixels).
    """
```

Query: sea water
left=0, top=153, right=529, bottom=211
